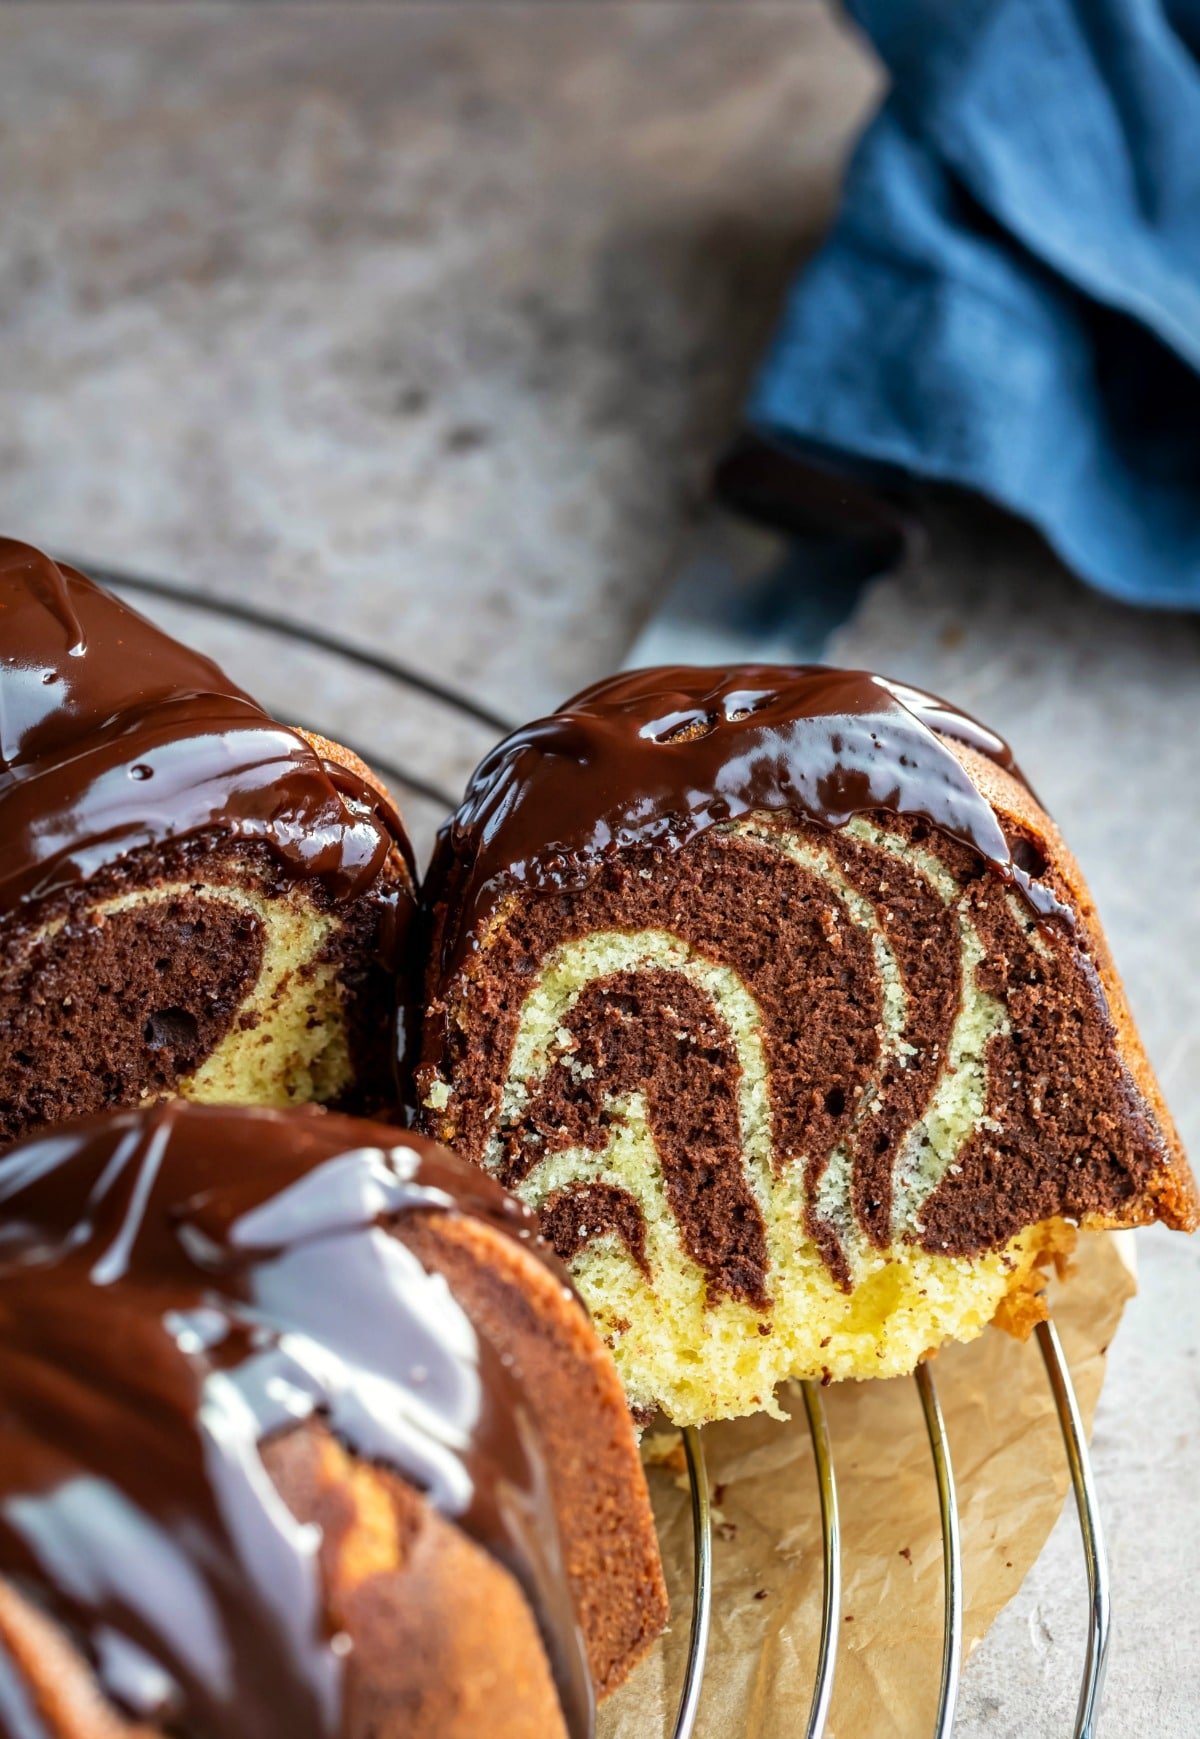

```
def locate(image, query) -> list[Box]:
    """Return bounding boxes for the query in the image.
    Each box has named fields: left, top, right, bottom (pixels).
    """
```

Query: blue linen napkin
left=748, top=0, right=1200, bottom=608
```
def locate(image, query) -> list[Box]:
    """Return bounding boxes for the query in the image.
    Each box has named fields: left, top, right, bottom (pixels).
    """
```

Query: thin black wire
left=63, top=554, right=513, bottom=811
left=65, top=556, right=516, bottom=736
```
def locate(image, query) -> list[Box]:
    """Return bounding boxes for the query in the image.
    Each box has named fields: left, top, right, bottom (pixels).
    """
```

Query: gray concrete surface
left=2, top=0, right=875, bottom=852
left=1, top=7, right=1196, bottom=1733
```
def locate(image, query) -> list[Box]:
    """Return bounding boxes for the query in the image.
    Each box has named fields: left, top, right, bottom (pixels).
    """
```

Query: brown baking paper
left=601, top=1232, right=1135, bottom=1739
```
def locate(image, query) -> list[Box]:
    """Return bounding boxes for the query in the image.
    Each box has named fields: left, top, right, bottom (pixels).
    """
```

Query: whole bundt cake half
left=0, top=1102, right=667, bottom=1738
left=417, top=664, right=1197, bottom=1425
left=0, top=539, right=416, bottom=1142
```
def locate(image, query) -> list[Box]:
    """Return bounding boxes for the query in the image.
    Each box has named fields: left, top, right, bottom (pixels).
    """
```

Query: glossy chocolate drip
left=429, top=663, right=1063, bottom=972
left=0, top=1104, right=593, bottom=1739
left=0, top=539, right=413, bottom=912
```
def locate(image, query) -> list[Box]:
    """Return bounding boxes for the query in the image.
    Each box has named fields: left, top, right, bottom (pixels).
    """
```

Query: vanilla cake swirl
left=417, top=666, right=1196, bottom=1425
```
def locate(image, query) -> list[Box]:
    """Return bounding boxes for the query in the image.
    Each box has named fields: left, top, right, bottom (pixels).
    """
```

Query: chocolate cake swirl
left=0, top=541, right=417, bottom=1136
left=419, top=665, right=1195, bottom=1425
left=0, top=1104, right=668, bottom=1738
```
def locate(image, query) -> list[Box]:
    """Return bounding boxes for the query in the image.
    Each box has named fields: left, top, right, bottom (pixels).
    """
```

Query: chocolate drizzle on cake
left=409, top=662, right=1197, bottom=1421
left=0, top=539, right=413, bottom=913
left=428, top=664, right=1065, bottom=974
left=0, top=1104, right=594, bottom=1739
left=418, top=664, right=1195, bottom=1348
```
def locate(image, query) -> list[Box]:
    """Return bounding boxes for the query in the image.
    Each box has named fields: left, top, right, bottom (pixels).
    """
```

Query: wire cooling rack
left=83, top=560, right=1111, bottom=1739
left=671, top=1320, right=1109, bottom=1739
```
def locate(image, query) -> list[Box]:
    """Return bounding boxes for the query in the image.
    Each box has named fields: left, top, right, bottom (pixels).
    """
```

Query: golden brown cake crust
left=0, top=1420, right=571, bottom=1739
left=0, top=1107, right=667, bottom=1737
left=944, top=737, right=1196, bottom=1232
left=268, top=1426, right=571, bottom=1739
left=398, top=1213, right=669, bottom=1699
left=294, top=730, right=397, bottom=818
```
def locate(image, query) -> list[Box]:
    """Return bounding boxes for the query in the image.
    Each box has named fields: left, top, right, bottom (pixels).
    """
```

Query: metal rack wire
left=92, top=563, right=1112, bottom=1739
left=670, top=1321, right=1110, bottom=1739
left=71, top=556, right=508, bottom=811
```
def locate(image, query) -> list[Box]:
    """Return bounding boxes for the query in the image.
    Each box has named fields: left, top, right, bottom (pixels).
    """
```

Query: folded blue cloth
left=748, top=0, right=1200, bottom=608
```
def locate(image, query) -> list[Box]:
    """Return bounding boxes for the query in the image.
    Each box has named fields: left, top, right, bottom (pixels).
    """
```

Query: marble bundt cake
left=0, top=539, right=416, bottom=1144
left=418, top=665, right=1196, bottom=1425
left=0, top=1102, right=667, bottom=1738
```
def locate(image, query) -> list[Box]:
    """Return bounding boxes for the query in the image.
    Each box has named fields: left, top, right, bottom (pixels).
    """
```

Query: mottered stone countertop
left=2, top=7, right=1196, bottom=1733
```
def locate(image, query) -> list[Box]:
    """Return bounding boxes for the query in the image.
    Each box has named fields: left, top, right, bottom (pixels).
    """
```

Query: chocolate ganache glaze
left=0, top=1103, right=593, bottom=1739
left=0, top=539, right=413, bottom=912
left=427, top=663, right=1064, bottom=972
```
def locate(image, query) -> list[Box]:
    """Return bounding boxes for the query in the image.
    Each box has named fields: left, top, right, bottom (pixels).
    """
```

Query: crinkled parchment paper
left=601, top=1232, right=1135, bottom=1739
